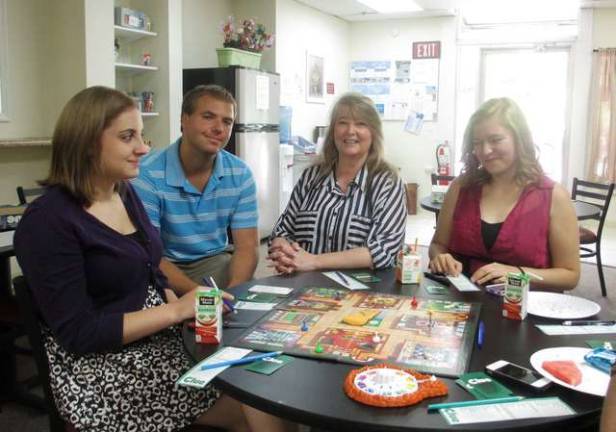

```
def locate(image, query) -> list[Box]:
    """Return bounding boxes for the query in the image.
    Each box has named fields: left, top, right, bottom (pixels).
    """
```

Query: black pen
left=562, top=320, right=616, bottom=326
left=336, top=271, right=349, bottom=286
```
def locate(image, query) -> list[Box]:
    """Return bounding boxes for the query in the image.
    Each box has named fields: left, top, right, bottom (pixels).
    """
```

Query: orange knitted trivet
left=344, top=364, right=448, bottom=407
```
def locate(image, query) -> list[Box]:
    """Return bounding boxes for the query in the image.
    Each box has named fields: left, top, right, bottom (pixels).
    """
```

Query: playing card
left=456, top=372, right=513, bottom=399
left=243, top=355, right=294, bottom=375
left=425, top=285, right=449, bottom=295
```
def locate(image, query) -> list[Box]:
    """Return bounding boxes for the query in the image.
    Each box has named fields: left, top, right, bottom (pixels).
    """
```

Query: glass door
left=480, top=47, right=570, bottom=182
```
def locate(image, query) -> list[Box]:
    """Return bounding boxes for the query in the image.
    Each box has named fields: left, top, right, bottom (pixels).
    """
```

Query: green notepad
left=349, top=272, right=381, bottom=283
left=456, top=372, right=513, bottom=399
left=243, top=355, right=294, bottom=375
left=425, top=285, right=449, bottom=295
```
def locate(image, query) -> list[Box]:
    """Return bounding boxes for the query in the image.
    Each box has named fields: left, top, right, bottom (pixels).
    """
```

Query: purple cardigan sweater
left=14, top=184, right=168, bottom=355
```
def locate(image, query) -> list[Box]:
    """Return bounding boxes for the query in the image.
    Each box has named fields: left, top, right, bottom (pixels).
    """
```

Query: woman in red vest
left=429, top=98, right=579, bottom=291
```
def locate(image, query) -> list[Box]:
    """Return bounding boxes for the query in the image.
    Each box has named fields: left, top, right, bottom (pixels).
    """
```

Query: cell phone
left=485, top=360, right=551, bottom=392
left=423, top=272, right=451, bottom=286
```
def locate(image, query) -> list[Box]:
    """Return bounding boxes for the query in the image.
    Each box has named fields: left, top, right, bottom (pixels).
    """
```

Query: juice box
left=396, top=248, right=422, bottom=284
left=502, top=272, right=530, bottom=320
left=195, top=286, right=222, bottom=344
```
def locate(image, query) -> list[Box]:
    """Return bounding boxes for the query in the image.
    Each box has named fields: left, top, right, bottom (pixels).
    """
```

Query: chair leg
left=596, top=248, right=607, bottom=297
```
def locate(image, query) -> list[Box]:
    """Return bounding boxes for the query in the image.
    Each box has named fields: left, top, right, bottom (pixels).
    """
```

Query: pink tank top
left=449, top=176, right=554, bottom=275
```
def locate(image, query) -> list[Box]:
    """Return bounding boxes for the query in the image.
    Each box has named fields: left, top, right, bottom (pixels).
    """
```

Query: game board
left=234, top=287, right=481, bottom=377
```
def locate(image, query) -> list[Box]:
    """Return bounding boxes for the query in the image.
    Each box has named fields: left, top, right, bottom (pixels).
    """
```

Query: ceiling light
left=356, top=0, right=423, bottom=14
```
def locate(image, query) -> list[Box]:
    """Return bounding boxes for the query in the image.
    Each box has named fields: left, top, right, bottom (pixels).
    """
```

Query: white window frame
left=0, top=0, right=9, bottom=122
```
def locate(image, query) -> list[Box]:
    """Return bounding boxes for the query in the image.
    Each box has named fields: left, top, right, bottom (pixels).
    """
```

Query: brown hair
left=460, top=97, right=543, bottom=186
left=41, top=86, right=137, bottom=206
left=317, top=92, right=397, bottom=180
left=181, top=84, right=237, bottom=118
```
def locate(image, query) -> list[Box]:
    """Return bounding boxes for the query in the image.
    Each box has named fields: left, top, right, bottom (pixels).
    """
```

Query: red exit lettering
left=412, top=41, right=441, bottom=59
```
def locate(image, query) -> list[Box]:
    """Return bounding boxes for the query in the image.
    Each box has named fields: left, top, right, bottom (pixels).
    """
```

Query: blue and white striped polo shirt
left=132, top=138, right=258, bottom=262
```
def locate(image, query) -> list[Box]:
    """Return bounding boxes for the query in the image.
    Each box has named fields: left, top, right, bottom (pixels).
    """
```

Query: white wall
left=276, top=0, right=350, bottom=140
left=182, top=0, right=232, bottom=69
left=349, top=17, right=457, bottom=197
left=0, top=0, right=55, bottom=204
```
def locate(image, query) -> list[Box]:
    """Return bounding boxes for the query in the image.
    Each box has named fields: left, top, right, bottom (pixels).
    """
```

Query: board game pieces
left=373, top=333, right=381, bottom=343
left=344, top=364, right=448, bottom=407
left=301, top=320, right=309, bottom=332
left=315, top=343, right=324, bottom=353
left=411, top=296, right=418, bottom=309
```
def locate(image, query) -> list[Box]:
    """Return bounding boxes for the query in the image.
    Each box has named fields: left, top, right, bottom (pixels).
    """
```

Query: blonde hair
left=41, top=86, right=137, bottom=205
left=316, top=92, right=397, bottom=180
left=460, top=97, right=543, bottom=186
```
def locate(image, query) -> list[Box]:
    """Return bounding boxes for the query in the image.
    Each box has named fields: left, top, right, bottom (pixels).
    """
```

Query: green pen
left=427, top=396, right=524, bottom=411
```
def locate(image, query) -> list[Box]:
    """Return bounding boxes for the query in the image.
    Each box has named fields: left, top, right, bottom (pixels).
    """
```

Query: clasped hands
left=429, top=253, right=518, bottom=285
left=267, top=237, right=317, bottom=274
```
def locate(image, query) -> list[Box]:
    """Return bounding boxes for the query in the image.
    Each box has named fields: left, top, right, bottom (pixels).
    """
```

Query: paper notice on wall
left=404, top=111, right=424, bottom=135
left=256, top=75, right=270, bottom=110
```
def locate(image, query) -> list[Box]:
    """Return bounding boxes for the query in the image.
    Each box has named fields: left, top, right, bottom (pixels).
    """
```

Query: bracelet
left=517, top=266, right=526, bottom=275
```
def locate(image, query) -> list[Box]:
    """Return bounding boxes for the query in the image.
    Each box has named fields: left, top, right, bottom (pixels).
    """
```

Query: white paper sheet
left=440, top=397, right=575, bottom=425
left=177, top=347, right=252, bottom=389
left=536, top=324, right=616, bottom=335
left=234, top=301, right=277, bottom=311
left=447, top=274, right=481, bottom=292
left=323, top=271, right=369, bottom=290
left=248, top=285, right=293, bottom=295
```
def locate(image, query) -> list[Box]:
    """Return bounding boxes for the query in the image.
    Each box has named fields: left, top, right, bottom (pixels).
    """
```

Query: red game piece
left=411, top=296, right=418, bottom=309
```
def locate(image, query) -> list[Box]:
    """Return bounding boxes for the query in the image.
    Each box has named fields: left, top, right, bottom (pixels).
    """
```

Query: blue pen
left=200, top=351, right=283, bottom=371
left=202, top=276, right=236, bottom=313
left=427, top=396, right=524, bottom=411
left=477, top=320, right=485, bottom=349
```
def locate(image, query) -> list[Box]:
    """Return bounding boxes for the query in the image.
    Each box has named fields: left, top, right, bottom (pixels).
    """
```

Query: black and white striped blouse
left=271, top=164, right=407, bottom=269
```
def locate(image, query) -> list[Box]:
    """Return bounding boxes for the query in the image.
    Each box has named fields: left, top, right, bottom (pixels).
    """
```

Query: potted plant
left=217, top=16, right=274, bottom=69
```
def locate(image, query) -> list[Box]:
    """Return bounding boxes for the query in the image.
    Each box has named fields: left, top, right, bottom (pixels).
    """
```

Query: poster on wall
left=349, top=42, right=440, bottom=122
left=306, top=52, right=325, bottom=104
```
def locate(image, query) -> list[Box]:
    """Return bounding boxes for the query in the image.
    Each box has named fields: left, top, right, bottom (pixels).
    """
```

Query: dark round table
left=183, top=270, right=605, bottom=431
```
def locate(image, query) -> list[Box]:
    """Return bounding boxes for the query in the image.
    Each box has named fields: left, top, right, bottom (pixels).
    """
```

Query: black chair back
left=572, top=178, right=615, bottom=242
left=16, top=187, right=45, bottom=206
left=13, top=276, right=67, bottom=432
left=430, top=173, right=455, bottom=186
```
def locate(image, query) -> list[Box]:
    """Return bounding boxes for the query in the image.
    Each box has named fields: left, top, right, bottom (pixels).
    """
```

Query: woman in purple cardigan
left=14, top=86, right=287, bottom=432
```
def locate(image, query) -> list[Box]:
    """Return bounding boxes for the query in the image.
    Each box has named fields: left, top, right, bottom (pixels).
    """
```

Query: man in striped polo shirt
left=132, top=85, right=258, bottom=292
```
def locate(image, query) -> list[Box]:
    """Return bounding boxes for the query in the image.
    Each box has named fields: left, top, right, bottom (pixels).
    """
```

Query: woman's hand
left=268, top=242, right=318, bottom=274
left=471, top=262, right=518, bottom=285
left=429, top=253, right=463, bottom=276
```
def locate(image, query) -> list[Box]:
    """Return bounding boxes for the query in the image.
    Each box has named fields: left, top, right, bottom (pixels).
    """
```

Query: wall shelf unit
left=114, top=25, right=157, bottom=42
left=115, top=62, right=159, bottom=74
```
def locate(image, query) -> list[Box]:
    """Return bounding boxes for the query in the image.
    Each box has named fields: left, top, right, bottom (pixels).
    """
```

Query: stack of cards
left=455, top=372, right=513, bottom=399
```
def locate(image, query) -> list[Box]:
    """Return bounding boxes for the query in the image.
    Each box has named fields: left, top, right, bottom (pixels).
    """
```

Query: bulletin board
left=349, top=41, right=440, bottom=122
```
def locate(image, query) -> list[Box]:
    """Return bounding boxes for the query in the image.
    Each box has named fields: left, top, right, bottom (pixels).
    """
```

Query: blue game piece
left=301, top=320, right=309, bottom=331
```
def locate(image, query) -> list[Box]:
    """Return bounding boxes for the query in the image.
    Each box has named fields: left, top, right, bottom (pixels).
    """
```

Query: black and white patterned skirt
left=43, top=286, right=220, bottom=431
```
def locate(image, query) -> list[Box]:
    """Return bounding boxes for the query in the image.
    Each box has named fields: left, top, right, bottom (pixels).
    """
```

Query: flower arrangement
left=221, top=16, right=274, bottom=53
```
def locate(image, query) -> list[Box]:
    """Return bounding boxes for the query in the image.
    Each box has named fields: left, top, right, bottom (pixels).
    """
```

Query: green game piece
left=315, top=343, right=324, bottom=353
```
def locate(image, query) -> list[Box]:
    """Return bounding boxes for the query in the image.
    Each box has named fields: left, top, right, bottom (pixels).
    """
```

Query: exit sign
left=413, top=41, right=441, bottom=59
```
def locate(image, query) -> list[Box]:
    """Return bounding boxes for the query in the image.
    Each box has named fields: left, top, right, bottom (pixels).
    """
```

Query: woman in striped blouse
left=268, top=93, right=407, bottom=274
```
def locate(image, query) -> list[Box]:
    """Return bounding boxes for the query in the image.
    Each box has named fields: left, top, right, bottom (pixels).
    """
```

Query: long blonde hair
left=460, top=97, right=543, bottom=186
left=316, top=92, right=397, bottom=181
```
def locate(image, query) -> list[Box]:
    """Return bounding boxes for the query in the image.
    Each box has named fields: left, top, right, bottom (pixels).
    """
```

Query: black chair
left=16, top=186, right=44, bottom=206
left=572, top=178, right=615, bottom=297
left=13, top=276, right=70, bottom=432
left=430, top=173, right=455, bottom=186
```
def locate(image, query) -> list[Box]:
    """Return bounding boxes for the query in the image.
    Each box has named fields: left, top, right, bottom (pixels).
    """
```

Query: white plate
left=530, top=347, right=609, bottom=397
left=527, top=292, right=601, bottom=320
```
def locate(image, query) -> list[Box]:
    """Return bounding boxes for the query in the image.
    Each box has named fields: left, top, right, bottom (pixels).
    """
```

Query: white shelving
left=115, top=62, right=159, bottom=74
left=114, top=25, right=157, bottom=42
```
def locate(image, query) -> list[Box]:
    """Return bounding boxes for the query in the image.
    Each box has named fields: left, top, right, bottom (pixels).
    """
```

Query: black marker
left=423, top=272, right=450, bottom=286
left=562, top=320, right=616, bottom=326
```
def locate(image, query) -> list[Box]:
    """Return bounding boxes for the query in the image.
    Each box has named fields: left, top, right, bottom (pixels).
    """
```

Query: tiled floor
left=406, top=209, right=616, bottom=267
